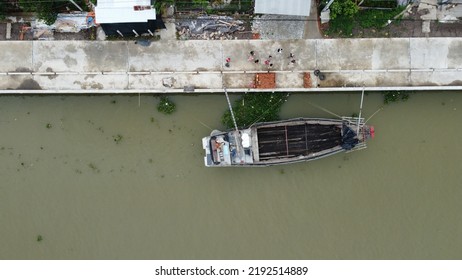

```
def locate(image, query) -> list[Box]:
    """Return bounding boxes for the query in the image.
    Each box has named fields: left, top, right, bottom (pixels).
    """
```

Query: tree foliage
left=154, top=0, right=175, bottom=11
left=330, top=0, right=359, bottom=20
left=192, top=0, right=210, bottom=8
left=0, top=2, right=6, bottom=20
left=37, top=3, right=58, bottom=25
left=19, top=0, right=58, bottom=25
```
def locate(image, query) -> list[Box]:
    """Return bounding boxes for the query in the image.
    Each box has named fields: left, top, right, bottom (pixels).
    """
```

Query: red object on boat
left=370, top=126, right=375, bottom=139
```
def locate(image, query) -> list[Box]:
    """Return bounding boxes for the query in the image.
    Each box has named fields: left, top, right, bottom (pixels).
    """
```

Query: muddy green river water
left=0, top=92, right=461, bottom=259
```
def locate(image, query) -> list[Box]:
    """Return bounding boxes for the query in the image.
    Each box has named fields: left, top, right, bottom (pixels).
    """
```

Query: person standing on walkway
left=288, top=53, right=295, bottom=65
left=248, top=51, right=255, bottom=61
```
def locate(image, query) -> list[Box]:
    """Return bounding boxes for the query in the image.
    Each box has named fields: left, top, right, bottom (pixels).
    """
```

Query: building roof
left=254, top=0, right=311, bottom=17
left=95, top=0, right=156, bottom=24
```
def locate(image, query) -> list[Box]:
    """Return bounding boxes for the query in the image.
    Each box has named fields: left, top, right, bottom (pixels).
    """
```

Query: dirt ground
left=52, top=27, right=96, bottom=40
left=0, top=23, right=33, bottom=40
left=0, top=22, right=96, bottom=40
left=387, top=6, right=462, bottom=37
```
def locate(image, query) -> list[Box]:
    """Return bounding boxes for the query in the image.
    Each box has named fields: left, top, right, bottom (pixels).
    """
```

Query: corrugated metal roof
left=254, top=0, right=311, bottom=17
left=95, top=0, right=156, bottom=24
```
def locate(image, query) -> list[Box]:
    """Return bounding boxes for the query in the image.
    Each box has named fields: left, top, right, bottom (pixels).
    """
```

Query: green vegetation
left=37, top=4, right=58, bottom=25
left=330, top=0, right=359, bottom=20
left=174, top=0, right=253, bottom=13
left=361, top=0, right=397, bottom=8
left=157, top=97, right=176, bottom=115
left=221, top=92, right=289, bottom=129
left=0, top=2, right=6, bottom=20
left=382, top=90, right=412, bottom=104
left=326, top=4, right=405, bottom=37
left=15, top=0, right=89, bottom=25
left=154, top=0, right=175, bottom=11
left=19, top=0, right=58, bottom=25
left=192, top=0, right=209, bottom=8
left=357, top=7, right=405, bottom=29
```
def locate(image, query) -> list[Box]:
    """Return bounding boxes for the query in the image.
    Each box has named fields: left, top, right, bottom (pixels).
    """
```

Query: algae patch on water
left=382, top=90, right=412, bottom=104
left=222, top=92, right=289, bottom=129
left=157, top=97, right=176, bottom=115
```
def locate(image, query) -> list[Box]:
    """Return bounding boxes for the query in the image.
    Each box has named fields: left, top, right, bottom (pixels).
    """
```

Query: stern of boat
left=202, top=136, right=214, bottom=167
left=341, top=117, right=375, bottom=151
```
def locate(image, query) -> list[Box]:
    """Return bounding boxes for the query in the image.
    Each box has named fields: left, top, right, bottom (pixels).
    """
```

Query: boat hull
left=202, top=117, right=373, bottom=167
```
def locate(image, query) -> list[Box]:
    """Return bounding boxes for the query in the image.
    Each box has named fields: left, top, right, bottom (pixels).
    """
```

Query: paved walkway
left=0, top=38, right=461, bottom=94
left=303, top=0, right=322, bottom=39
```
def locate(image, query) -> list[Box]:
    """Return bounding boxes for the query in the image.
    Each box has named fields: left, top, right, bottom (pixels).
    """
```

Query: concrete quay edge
left=2, top=86, right=462, bottom=95
left=0, top=38, right=461, bottom=93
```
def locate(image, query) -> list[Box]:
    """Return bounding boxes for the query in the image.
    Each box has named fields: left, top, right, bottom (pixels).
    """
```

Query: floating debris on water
left=113, top=134, right=123, bottom=144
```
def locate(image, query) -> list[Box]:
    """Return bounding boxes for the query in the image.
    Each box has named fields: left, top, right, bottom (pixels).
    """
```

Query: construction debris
left=162, top=77, right=175, bottom=88
left=303, top=73, right=312, bottom=88
left=176, top=16, right=245, bottom=40
left=33, top=12, right=96, bottom=39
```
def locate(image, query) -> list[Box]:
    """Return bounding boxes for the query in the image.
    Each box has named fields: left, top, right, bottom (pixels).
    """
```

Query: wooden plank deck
left=257, top=124, right=342, bottom=161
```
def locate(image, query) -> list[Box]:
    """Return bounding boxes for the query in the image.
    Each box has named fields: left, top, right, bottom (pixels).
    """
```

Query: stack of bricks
left=303, top=72, right=312, bottom=88
left=255, top=73, right=276, bottom=89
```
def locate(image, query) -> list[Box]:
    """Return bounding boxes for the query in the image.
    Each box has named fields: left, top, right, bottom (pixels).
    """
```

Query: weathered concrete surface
left=0, top=41, right=33, bottom=72
left=128, top=40, right=223, bottom=72
left=33, top=41, right=129, bottom=73
left=317, top=38, right=412, bottom=70
left=0, top=38, right=461, bottom=93
left=128, top=73, right=223, bottom=90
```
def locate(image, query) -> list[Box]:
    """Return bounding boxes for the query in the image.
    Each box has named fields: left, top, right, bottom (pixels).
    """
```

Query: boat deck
left=256, top=124, right=342, bottom=161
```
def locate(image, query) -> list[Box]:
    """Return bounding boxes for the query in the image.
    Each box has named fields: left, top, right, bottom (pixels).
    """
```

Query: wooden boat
left=202, top=117, right=374, bottom=167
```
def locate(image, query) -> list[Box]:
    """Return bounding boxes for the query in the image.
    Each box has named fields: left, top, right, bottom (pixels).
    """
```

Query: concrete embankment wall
left=0, top=38, right=461, bottom=94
